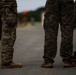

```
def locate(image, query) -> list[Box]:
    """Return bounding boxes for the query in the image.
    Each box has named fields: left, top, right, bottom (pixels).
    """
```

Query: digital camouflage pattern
left=74, top=1, right=76, bottom=27
left=73, top=1, right=76, bottom=57
left=43, top=0, right=74, bottom=63
left=1, top=0, right=17, bottom=65
left=0, top=0, right=3, bottom=40
left=0, top=14, right=2, bottom=40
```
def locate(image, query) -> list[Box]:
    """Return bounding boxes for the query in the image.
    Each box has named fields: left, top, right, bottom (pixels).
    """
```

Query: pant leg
left=0, top=1, right=3, bottom=40
left=73, top=1, right=76, bottom=57
left=0, top=15, right=2, bottom=40
left=1, top=0, right=17, bottom=65
left=74, top=1, right=76, bottom=28
left=60, top=0, right=74, bottom=62
left=43, top=0, right=59, bottom=63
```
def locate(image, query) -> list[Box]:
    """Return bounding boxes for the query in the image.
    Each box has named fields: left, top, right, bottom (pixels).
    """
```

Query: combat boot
left=64, top=62, right=75, bottom=68
left=1, top=61, right=22, bottom=69
left=41, top=62, right=53, bottom=68
left=72, top=52, right=76, bottom=65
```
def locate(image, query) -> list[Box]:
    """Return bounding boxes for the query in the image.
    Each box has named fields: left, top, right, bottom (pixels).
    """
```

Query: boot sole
left=1, top=65, right=22, bottom=69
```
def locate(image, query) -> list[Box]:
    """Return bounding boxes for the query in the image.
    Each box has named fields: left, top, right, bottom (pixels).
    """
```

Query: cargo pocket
left=3, top=6, right=17, bottom=27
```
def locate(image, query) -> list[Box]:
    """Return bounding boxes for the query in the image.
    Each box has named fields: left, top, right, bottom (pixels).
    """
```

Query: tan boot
left=64, top=62, right=75, bottom=68
left=1, top=62, right=22, bottom=69
left=41, top=62, right=53, bottom=68
left=72, top=54, right=76, bottom=65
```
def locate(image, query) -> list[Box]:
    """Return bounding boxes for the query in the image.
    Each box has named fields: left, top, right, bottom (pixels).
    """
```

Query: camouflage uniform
left=74, top=1, right=76, bottom=27
left=43, top=0, right=74, bottom=63
left=0, top=0, right=2, bottom=40
left=0, top=16, right=2, bottom=40
left=1, top=0, right=17, bottom=65
left=73, top=1, right=76, bottom=58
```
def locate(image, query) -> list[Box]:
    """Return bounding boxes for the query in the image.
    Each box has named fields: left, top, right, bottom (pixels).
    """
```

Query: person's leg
left=0, top=1, right=3, bottom=40
left=60, top=0, right=75, bottom=67
left=0, top=15, right=2, bottom=40
left=1, top=0, right=22, bottom=68
left=41, top=0, right=59, bottom=68
left=72, top=52, right=76, bottom=64
left=72, top=1, right=76, bottom=65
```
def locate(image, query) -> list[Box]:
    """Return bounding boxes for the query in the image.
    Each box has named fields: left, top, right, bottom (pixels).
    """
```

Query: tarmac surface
left=0, top=26, right=76, bottom=75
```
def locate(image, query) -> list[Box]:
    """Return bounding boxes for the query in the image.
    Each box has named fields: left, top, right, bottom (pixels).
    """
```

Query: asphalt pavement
left=0, top=26, right=76, bottom=75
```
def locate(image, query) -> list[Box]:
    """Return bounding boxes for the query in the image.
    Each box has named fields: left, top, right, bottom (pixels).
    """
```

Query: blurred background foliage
left=18, top=7, right=45, bottom=24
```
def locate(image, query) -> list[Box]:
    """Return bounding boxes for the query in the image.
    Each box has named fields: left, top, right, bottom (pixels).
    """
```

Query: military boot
left=64, top=62, right=75, bottom=68
left=64, top=63, right=75, bottom=68
left=41, top=61, right=53, bottom=68
left=1, top=61, right=22, bottom=69
left=72, top=52, right=76, bottom=65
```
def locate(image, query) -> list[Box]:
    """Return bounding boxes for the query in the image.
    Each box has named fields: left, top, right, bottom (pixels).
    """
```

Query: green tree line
left=18, top=7, right=45, bottom=23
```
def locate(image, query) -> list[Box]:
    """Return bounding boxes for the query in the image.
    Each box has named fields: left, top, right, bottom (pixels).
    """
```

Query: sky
left=16, top=0, right=46, bottom=12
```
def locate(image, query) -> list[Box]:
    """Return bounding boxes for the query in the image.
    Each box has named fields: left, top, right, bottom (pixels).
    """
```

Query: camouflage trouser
left=43, top=0, right=74, bottom=63
left=73, top=1, right=76, bottom=57
left=1, top=0, right=17, bottom=65
left=0, top=14, right=2, bottom=40
left=0, top=1, right=3, bottom=40
left=74, top=1, right=76, bottom=27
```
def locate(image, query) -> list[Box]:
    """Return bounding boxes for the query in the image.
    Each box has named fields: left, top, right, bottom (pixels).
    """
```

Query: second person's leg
left=60, top=0, right=74, bottom=67
left=41, top=0, right=59, bottom=68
